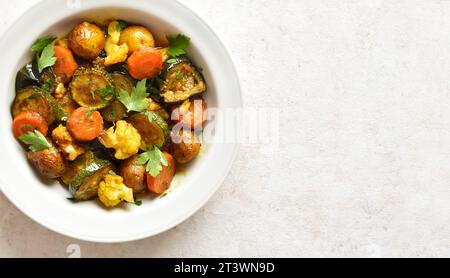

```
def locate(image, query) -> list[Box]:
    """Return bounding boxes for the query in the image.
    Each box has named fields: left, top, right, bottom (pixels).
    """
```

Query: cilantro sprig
left=117, top=79, right=150, bottom=113
left=166, top=34, right=190, bottom=63
left=92, top=85, right=114, bottom=100
left=136, top=146, right=168, bottom=177
left=19, top=130, right=52, bottom=152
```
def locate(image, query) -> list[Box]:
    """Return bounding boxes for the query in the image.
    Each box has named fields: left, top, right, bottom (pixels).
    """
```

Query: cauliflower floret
left=104, top=21, right=129, bottom=66
left=98, top=174, right=134, bottom=208
left=100, top=120, right=141, bottom=160
left=51, top=124, right=85, bottom=161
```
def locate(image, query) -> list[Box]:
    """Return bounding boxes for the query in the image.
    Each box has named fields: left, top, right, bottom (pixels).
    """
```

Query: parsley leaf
left=167, top=34, right=190, bottom=58
left=42, top=78, right=54, bottom=92
left=136, top=146, right=169, bottom=177
left=37, top=42, right=57, bottom=73
left=117, top=79, right=150, bottom=113
left=135, top=200, right=143, bottom=206
left=31, top=35, right=56, bottom=52
left=116, top=21, right=127, bottom=32
left=19, top=130, right=52, bottom=152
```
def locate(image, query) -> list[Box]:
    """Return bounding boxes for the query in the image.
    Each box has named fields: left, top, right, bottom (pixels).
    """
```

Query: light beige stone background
left=1, top=0, right=450, bottom=258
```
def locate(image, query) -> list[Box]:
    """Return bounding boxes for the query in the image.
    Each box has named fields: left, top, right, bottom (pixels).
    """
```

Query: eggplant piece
left=161, top=60, right=206, bottom=104
left=15, top=61, right=41, bottom=92
left=12, top=86, right=58, bottom=125
left=62, top=151, right=113, bottom=201
left=70, top=67, right=114, bottom=110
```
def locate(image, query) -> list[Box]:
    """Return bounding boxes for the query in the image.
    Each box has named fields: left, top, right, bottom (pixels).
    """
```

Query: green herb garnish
left=31, top=35, right=56, bottom=52
left=116, top=21, right=127, bottom=32
left=19, top=130, right=52, bottom=152
left=167, top=34, right=190, bottom=58
left=136, top=146, right=168, bottom=177
left=37, top=42, right=57, bottom=73
left=134, top=200, right=143, bottom=206
left=92, top=85, right=115, bottom=100
left=117, top=79, right=150, bottom=113
left=42, top=79, right=54, bottom=92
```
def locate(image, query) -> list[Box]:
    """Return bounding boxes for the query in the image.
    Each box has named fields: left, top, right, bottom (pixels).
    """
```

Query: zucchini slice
left=62, top=151, right=113, bottom=201
left=12, top=86, right=58, bottom=125
left=100, top=72, right=132, bottom=122
left=70, top=67, right=114, bottom=110
left=161, top=61, right=206, bottom=104
left=128, top=111, right=169, bottom=150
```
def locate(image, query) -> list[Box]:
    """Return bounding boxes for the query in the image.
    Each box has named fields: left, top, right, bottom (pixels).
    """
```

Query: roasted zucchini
left=128, top=111, right=169, bottom=150
left=70, top=67, right=114, bottom=110
left=100, top=72, right=132, bottom=122
left=12, top=86, right=58, bottom=125
left=62, top=151, right=113, bottom=201
left=161, top=61, right=206, bottom=103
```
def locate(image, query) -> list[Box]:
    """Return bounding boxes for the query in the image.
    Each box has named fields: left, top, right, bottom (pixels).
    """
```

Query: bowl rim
left=0, top=0, right=242, bottom=243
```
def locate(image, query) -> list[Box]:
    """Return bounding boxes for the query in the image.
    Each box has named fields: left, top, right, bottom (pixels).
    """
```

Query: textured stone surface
left=1, top=0, right=450, bottom=258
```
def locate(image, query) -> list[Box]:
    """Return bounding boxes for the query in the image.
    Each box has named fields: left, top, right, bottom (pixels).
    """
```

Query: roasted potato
left=27, top=144, right=67, bottom=179
left=69, top=22, right=106, bottom=59
left=119, top=155, right=147, bottom=194
left=170, top=130, right=201, bottom=164
left=119, top=26, right=155, bottom=54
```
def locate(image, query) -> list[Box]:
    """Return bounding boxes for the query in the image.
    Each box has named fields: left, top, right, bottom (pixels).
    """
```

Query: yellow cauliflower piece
left=98, top=174, right=134, bottom=208
left=104, top=21, right=129, bottom=66
left=100, top=120, right=141, bottom=160
left=51, top=125, right=85, bottom=161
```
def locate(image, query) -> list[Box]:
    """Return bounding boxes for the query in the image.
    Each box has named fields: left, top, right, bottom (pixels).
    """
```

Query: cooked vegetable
left=104, top=21, right=129, bottom=66
left=62, top=151, right=112, bottom=200
left=171, top=97, right=207, bottom=129
left=27, top=141, right=67, bottom=179
left=12, top=87, right=57, bottom=125
left=128, top=111, right=169, bottom=150
left=67, top=107, right=104, bottom=142
left=70, top=67, right=114, bottom=109
left=119, top=26, right=155, bottom=54
left=59, top=94, right=78, bottom=119
left=100, top=73, right=132, bottom=122
left=13, top=111, right=48, bottom=139
left=117, top=79, right=150, bottom=113
left=161, top=61, right=206, bottom=103
left=127, top=47, right=163, bottom=80
left=167, top=34, right=190, bottom=58
left=19, top=130, right=52, bottom=152
left=99, top=120, right=141, bottom=160
left=146, top=152, right=175, bottom=194
left=170, top=129, right=201, bottom=164
left=52, top=45, right=78, bottom=83
left=69, top=22, right=106, bottom=59
left=52, top=125, right=85, bottom=161
left=98, top=174, right=134, bottom=207
left=15, top=61, right=41, bottom=92
left=118, top=155, right=147, bottom=194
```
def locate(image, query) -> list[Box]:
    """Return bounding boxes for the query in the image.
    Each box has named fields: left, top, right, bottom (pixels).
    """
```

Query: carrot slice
left=52, top=45, right=78, bottom=83
left=146, top=152, right=175, bottom=194
left=171, top=97, right=207, bottom=130
left=13, top=111, right=48, bottom=138
left=127, top=47, right=163, bottom=80
left=67, top=107, right=104, bottom=142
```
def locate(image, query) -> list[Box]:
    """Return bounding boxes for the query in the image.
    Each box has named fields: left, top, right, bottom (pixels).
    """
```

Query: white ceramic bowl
left=0, top=0, right=241, bottom=242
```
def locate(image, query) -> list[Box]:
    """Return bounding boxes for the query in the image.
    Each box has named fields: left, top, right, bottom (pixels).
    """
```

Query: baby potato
left=170, top=130, right=201, bottom=164
left=27, top=144, right=67, bottom=179
left=69, top=22, right=106, bottom=59
left=119, top=155, right=147, bottom=194
left=119, top=26, right=155, bottom=54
